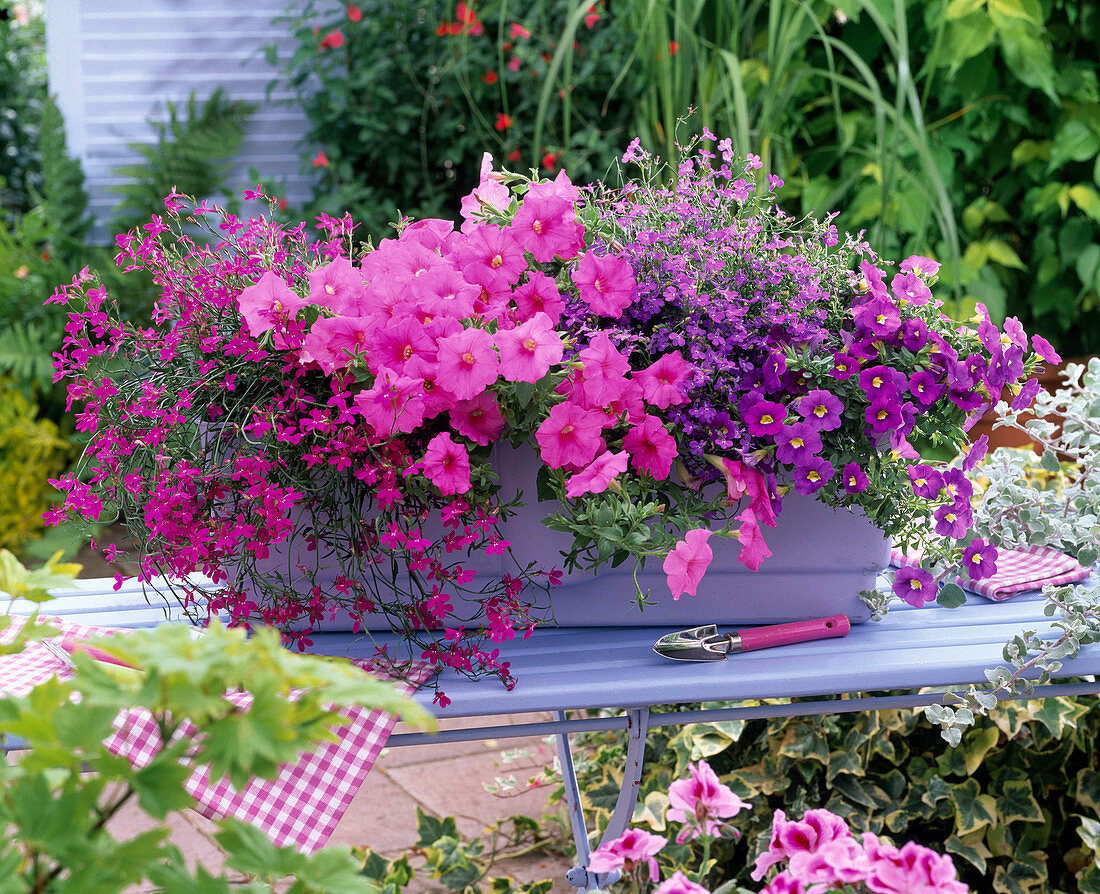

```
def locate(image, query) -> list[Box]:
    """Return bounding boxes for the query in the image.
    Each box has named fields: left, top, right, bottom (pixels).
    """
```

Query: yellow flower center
left=791, top=437, right=804, bottom=448
left=760, top=414, right=774, bottom=425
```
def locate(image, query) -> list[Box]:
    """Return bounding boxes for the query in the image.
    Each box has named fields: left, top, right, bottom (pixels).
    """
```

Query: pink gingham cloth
left=891, top=544, right=1091, bottom=602
left=0, top=615, right=431, bottom=853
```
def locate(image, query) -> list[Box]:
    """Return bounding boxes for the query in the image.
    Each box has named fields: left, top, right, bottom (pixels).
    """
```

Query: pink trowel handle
left=735, top=615, right=850, bottom=653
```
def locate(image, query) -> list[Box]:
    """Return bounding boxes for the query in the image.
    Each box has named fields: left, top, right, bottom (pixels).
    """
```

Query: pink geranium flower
left=663, top=528, right=714, bottom=599
left=634, top=351, right=692, bottom=408
left=571, top=251, right=636, bottom=318
left=565, top=450, right=628, bottom=498
left=861, top=834, right=969, bottom=894
left=434, top=327, right=500, bottom=400
left=422, top=432, right=472, bottom=495
left=653, top=871, right=709, bottom=894
left=623, top=414, right=678, bottom=479
left=535, top=401, right=605, bottom=469
left=752, top=809, right=853, bottom=882
left=666, top=759, right=749, bottom=842
left=496, top=312, right=564, bottom=383
left=587, top=827, right=666, bottom=881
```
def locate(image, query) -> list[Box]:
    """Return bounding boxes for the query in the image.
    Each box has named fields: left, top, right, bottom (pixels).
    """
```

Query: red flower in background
left=507, top=148, right=522, bottom=162
left=541, top=152, right=559, bottom=171
left=494, top=113, right=513, bottom=131
left=312, top=151, right=329, bottom=168
left=482, top=70, right=498, bottom=84
left=346, top=3, right=362, bottom=21
left=318, top=30, right=344, bottom=50
left=584, top=3, right=602, bottom=28
left=669, top=40, right=680, bottom=57
left=510, top=23, right=530, bottom=39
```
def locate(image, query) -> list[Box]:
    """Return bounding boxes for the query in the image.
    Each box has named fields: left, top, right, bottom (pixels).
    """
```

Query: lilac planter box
left=240, top=444, right=889, bottom=630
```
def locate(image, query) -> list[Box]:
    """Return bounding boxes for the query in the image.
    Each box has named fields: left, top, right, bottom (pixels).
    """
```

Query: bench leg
left=556, top=707, right=650, bottom=892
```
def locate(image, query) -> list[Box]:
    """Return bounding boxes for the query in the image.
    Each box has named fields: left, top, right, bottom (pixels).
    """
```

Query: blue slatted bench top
left=11, top=576, right=1100, bottom=720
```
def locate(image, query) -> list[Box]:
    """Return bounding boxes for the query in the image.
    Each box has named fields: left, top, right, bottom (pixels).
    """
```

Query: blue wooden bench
left=9, top=577, right=1100, bottom=891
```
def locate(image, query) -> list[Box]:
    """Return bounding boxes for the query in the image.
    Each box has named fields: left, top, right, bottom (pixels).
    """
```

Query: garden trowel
left=652, top=614, right=850, bottom=661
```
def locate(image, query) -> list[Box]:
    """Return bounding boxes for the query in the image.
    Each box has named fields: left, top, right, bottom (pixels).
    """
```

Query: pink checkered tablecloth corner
left=890, top=543, right=1091, bottom=602
left=0, top=614, right=433, bottom=854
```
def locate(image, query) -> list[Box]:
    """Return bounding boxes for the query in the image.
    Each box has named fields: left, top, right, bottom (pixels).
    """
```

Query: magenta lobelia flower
left=565, top=450, right=629, bottom=498
left=571, top=251, right=637, bottom=318
left=586, top=827, right=666, bottom=881
left=665, top=759, right=749, bottom=842
left=663, top=528, right=714, bottom=599
left=421, top=432, right=472, bottom=495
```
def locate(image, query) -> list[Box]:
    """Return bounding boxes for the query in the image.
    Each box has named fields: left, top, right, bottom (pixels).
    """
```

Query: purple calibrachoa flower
left=742, top=396, right=788, bottom=438
left=892, top=565, right=936, bottom=607
left=961, top=537, right=998, bottom=580
left=796, top=389, right=843, bottom=431
left=907, top=464, right=944, bottom=500
left=774, top=422, right=822, bottom=465
left=831, top=351, right=860, bottom=380
left=908, top=369, right=943, bottom=407
left=842, top=462, right=869, bottom=493
left=792, top=456, right=834, bottom=494
left=933, top=503, right=971, bottom=539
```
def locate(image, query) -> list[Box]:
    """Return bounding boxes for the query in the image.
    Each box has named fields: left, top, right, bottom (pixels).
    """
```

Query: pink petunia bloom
left=623, top=414, right=678, bottom=479
left=301, top=315, right=374, bottom=373
left=891, top=271, right=932, bottom=306
left=412, top=266, right=480, bottom=320
left=434, top=326, right=500, bottom=400
left=587, top=827, right=666, bottom=881
left=512, top=271, right=566, bottom=324
left=571, top=252, right=636, bottom=318
left=577, top=332, right=632, bottom=405
left=306, top=256, right=367, bottom=313
left=456, top=224, right=528, bottom=287
left=666, top=759, right=749, bottom=842
left=459, top=152, right=511, bottom=231
left=736, top=507, right=772, bottom=571
left=353, top=370, right=427, bottom=437
left=509, top=187, right=585, bottom=262
left=653, top=871, right=709, bottom=894
left=565, top=450, right=629, bottom=498
left=634, top=350, right=692, bottom=409
left=235, top=270, right=309, bottom=338
left=398, top=217, right=455, bottom=252
left=535, top=401, right=605, bottom=469
left=421, top=432, right=472, bottom=495
left=663, top=528, right=714, bottom=599
left=368, top=315, right=438, bottom=376
left=448, top=392, right=504, bottom=446
left=495, top=312, right=564, bottom=383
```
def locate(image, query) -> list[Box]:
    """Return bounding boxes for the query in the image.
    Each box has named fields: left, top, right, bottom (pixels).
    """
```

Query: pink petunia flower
left=899, top=255, right=941, bottom=276
left=565, top=450, right=628, bottom=498
left=353, top=370, right=427, bottom=437
left=577, top=332, right=633, bottom=405
left=301, top=315, right=374, bottom=373
left=634, top=351, right=692, bottom=408
left=509, top=186, right=585, bottom=262
left=736, top=507, right=772, bottom=571
left=495, top=312, right=564, bottom=383
left=666, top=759, right=749, bottom=842
left=571, top=252, right=636, bottom=318
left=535, top=401, right=605, bottom=469
left=459, top=152, right=511, bottom=231
left=306, top=256, right=367, bottom=313
left=663, top=528, right=714, bottom=599
left=587, top=827, right=666, bottom=881
left=422, top=432, right=472, bottom=495
left=235, top=270, right=309, bottom=338
left=449, top=392, right=504, bottom=446
left=623, top=414, right=678, bottom=479
left=434, top=326, right=500, bottom=400
left=512, top=271, right=566, bottom=324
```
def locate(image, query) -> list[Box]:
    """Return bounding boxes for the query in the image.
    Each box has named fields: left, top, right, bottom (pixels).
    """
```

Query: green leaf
left=945, top=828, right=992, bottom=873
left=1069, top=186, right=1100, bottom=224
left=991, top=852, right=1047, bottom=893
left=998, top=779, right=1045, bottom=824
left=988, top=0, right=1043, bottom=27
left=131, top=759, right=196, bottom=820
left=942, top=13, right=997, bottom=69
left=962, top=725, right=999, bottom=775
left=1031, top=696, right=1081, bottom=736
left=950, top=778, right=998, bottom=835
left=416, top=808, right=459, bottom=848
left=937, top=582, right=968, bottom=609
left=1010, top=140, right=1051, bottom=168
left=985, top=240, right=1028, bottom=270
left=1074, top=768, right=1100, bottom=813
left=1051, top=120, right=1100, bottom=171
left=945, top=0, right=987, bottom=19
left=999, top=24, right=1059, bottom=103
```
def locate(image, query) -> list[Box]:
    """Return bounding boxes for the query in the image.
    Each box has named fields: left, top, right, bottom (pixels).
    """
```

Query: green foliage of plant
left=0, top=619, right=434, bottom=893
left=267, top=0, right=642, bottom=237
left=0, top=1, right=47, bottom=220
left=0, top=547, right=80, bottom=606
left=0, top=381, right=71, bottom=555
left=38, top=95, right=93, bottom=249
left=108, top=88, right=256, bottom=234
left=570, top=698, right=1100, bottom=893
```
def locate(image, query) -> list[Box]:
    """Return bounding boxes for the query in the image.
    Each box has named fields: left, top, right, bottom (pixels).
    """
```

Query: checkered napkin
left=890, top=544, right=1091, bottom=601
left=0, top=615, right=431, bottom=854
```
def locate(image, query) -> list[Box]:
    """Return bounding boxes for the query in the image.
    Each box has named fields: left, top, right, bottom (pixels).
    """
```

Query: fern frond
left=0, top=322, right=61, bottom=396
left=37, top=96, right=92, bottom=246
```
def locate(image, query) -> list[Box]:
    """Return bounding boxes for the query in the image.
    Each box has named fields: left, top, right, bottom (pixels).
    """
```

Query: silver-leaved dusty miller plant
left=928, top=358, right=1100, bottom=744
